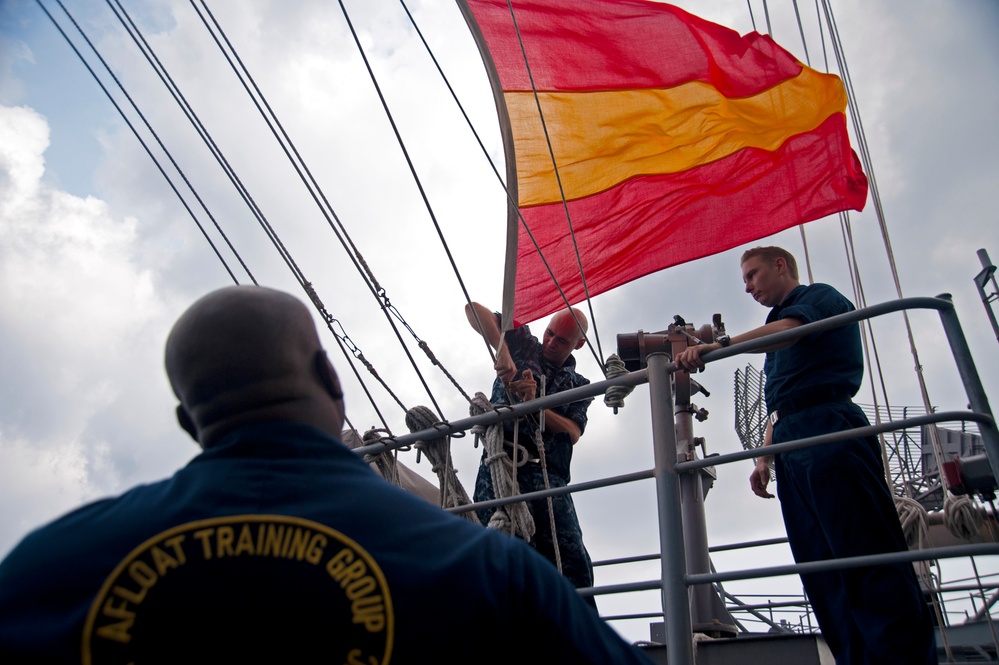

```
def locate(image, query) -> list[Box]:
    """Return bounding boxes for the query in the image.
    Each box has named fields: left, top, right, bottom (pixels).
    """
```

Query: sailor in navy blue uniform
left=465, top=302, right=596, bottom=598
left=676, top=246, right=936, bottom=665
left=0, top=285, right=652, bottom=665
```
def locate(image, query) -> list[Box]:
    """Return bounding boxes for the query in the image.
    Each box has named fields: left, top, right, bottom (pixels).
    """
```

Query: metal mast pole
left=974, top=248, right=999, bottom=345
left=647, top=352, right=695, bottom=665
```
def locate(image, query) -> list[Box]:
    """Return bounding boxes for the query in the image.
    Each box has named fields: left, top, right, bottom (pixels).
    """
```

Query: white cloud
left=0, top=103, right=192, bottom=555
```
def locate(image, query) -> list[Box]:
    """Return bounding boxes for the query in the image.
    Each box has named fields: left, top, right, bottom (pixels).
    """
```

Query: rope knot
left=944, top=492, right=982, bottom=541
left=895, top=495, right=929, bottom=549
left=361, top=427, right=400, bottom=487
left=603, top=353, right=634, bottom=412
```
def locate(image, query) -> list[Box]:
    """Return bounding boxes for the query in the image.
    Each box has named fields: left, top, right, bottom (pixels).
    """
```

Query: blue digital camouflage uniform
left=473, top=313, right=596, bottom=597
left=0, top=422, right=652, bottom=665
left=765, top=283, right=936, bottom=665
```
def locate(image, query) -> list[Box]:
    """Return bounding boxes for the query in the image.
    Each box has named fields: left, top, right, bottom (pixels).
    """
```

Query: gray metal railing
left=350, top=295, right=998, bottom=665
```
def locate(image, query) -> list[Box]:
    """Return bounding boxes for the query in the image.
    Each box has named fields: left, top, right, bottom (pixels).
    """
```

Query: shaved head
left=542, top=307, right=587, bottom=366
left=166, top=286, right=343, bottom=446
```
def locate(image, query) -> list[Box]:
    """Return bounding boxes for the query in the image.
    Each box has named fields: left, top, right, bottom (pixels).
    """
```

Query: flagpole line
left=192, top=0, right=411, bottom=425
left=757, top=0, right=815, bottom=286
left=822, top=0, right=952, bottom=559
left=793, top=0, right=816, bottom=283
left=452, top=1, right=604, bottom=377
left=501, top=0, right=606, bottom=372
left=413, top=1, right=565, bottom=339
left=820, top=0, right=943, bottom=454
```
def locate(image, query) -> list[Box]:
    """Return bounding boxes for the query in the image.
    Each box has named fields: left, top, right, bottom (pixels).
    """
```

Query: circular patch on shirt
left=82, top=515, right=393, bottom=665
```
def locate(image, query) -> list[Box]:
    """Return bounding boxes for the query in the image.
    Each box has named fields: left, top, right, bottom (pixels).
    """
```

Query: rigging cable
left=402, top=0, right=606, bottom=379
left=760, top=0, right=772, bottom=39
left=193, top=0, right=450, bottom=421
left=37, top=0, right=244, bottom=286
left=805, top=0, right=909, bottom=494
left=760, top=0, right=814, bottom=285
left=104, top=0, right=395, bottom=433
left=331, top=0, right=474, bottom=411
left=818, top=4, right=974, bottom=646
left=819, top=0, right=951, bottom=505
left=839, top=213, right=910, bottom=495
left=499, top=0, right=605, bottom=366
left=402, top=1, right=610, bottom=471
left=45, top=0, right=382, bottom=434
left=790, top=0, right=812, bottom=69
left=789, top=0, right=815, bottom=284
left=106, top=0, right=311, bottom=294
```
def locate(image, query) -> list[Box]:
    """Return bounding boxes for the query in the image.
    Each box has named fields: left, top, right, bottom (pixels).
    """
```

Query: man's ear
left=175, top=405, right=199, bottom=442
left=314, top=350, right=344, bottom=401
left=574, top=337, right=586, bottom=350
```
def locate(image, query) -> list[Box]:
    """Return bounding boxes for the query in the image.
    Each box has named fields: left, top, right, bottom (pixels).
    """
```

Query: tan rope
left=470, top=393, right=535, bottom=541
left=534, top=376, right=563, bottom=573
left=361, top=428, right=401, bottom=486
left=404, top=405, right=479, bottom=524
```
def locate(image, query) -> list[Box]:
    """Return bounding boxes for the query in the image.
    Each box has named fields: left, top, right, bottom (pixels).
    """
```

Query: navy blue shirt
left=0, top=423, right=651, bottom=665
left=490, top=315, right=592, bottom=481
left=763, top=283, right=863, bottom=413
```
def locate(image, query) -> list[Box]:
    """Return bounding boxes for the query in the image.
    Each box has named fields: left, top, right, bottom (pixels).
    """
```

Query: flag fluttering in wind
left=459, top=0, right=868, bottom=328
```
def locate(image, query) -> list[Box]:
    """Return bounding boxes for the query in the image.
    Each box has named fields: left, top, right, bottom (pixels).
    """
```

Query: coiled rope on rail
left=895, top=494, right=929, bottom=550
left=361, top=427, right=401, bottom=486
left=603, top=353, right=634, bottom=413
left=405, top=405, right=479, bottom=524
left=945, top=492, right=983, bottom=541
left=895, top=485, right=982, bottom=590
left=469, top=392, right=535, bottom=541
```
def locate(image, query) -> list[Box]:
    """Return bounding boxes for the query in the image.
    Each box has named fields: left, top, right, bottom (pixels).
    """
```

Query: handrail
left=354, top=294, right=992, bottom=456
left=351, top=365, right=648, bottom=456
left=678, top=411, right=994, bottom=473
left=349, top=295, right=998, bottom=664
left=681, top=295, right=955, bottom=364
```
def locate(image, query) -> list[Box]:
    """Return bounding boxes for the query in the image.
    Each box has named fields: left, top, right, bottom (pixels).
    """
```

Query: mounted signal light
left=616, top=331, right=672, bottom=371
left=941, top=453, right=997, bottom=499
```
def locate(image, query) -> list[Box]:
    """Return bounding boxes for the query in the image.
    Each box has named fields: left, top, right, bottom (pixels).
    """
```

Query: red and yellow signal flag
left=459, top=0, right=868, bottom=328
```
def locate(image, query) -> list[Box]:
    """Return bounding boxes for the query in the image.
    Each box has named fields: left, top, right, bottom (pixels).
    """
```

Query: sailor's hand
left=749, top=458, right=774, bottom=499
left=674, top=343, right=719, bottom=372
left=508, top=369, right=537, bottom=402
left=494, top=350, right=517, bottom=383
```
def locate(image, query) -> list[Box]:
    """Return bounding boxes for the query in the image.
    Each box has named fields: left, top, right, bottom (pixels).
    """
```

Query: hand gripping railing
left=647, top=294, right=997, bottom=665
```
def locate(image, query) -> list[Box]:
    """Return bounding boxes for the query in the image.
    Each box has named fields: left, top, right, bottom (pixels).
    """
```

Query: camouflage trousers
left=473, top=458, right=595, bottom=599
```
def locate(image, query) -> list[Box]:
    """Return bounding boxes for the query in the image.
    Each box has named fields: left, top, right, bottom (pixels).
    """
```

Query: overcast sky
left=2, top=0, right=998, bottom=644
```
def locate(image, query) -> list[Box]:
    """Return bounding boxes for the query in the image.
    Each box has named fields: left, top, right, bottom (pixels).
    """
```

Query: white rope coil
left=944, top=492, right=983, bottom=541
left=895, top=495, right=929, bottom=550
left=469, top=392, right=535, bottom=541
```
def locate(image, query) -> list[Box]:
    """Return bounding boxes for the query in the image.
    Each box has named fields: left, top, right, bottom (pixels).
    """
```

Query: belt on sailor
left=768, top=385, right=852, bottom=426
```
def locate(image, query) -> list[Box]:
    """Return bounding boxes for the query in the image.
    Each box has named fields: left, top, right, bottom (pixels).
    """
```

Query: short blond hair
left=741, top=246, right=799, bottom=280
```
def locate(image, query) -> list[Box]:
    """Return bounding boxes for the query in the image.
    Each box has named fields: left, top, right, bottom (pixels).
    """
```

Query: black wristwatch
left=717, top=335, right=731, bottom=347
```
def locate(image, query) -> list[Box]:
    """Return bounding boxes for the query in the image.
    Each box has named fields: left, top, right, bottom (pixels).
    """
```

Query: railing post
left=647, top=352, right=694, bottom=665
left=936, top=293, right=999, bottom=481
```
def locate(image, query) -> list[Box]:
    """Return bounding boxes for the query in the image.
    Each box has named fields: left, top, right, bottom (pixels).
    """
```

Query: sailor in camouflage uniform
left=466, top=303, right=596, bottom=602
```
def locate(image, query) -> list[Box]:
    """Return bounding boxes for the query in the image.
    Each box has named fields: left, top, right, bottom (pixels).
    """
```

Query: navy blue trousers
left=774, top=402, right=937, bottom=664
